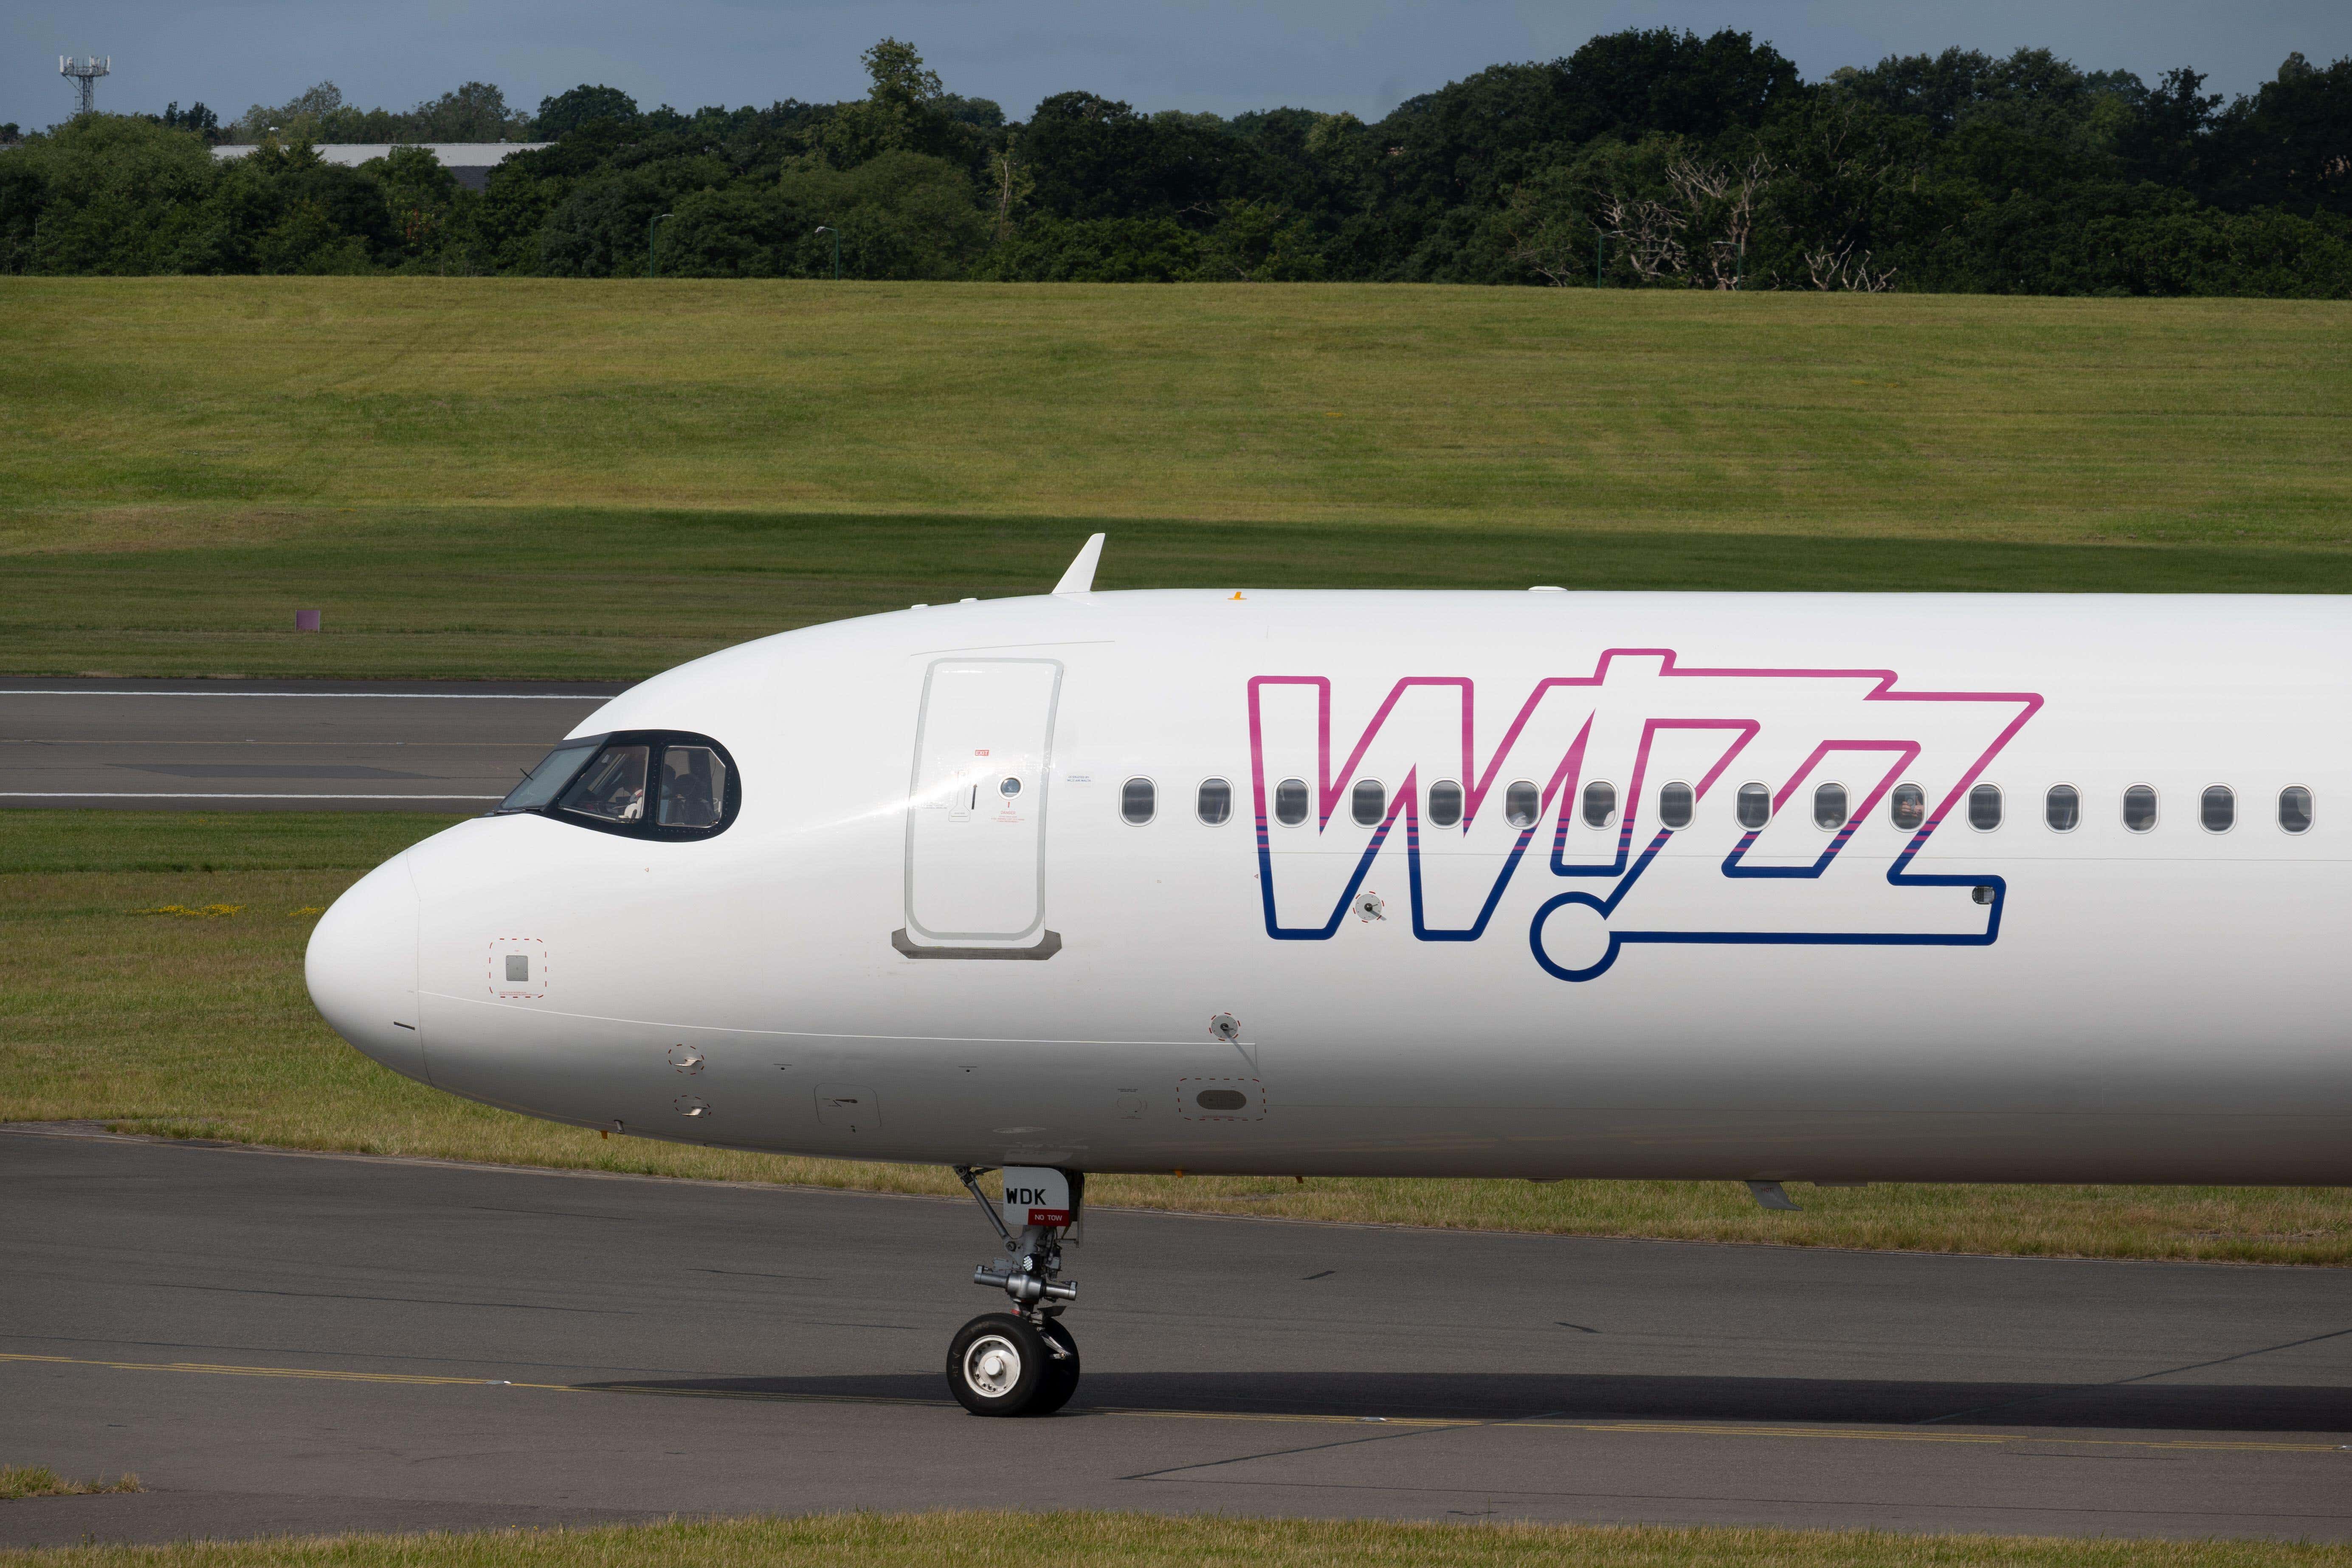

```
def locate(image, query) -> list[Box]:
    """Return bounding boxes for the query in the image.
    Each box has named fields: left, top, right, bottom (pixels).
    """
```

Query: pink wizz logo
left=1246, top=650, right=2042, bottom=981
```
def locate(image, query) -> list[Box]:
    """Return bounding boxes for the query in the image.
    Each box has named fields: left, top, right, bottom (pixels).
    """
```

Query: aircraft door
left=899, top=658, right=1063, bottom=955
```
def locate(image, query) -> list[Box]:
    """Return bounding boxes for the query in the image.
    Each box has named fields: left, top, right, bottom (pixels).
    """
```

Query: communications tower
left=60, top=56, right=110, bottom=115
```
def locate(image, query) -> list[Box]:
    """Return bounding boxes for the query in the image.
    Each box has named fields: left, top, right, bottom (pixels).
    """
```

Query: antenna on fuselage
left=1052, top=533, right=1106, bottom=595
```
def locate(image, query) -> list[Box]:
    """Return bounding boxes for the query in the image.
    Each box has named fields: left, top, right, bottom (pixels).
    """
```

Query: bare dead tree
left=1802, top=239, right=1897, bottom=291
left=1595, top=189, right=1686, bottom=282
left=989, top=136, right=1031, bottom=244
left=1666, top=152, right=1773, bottom=290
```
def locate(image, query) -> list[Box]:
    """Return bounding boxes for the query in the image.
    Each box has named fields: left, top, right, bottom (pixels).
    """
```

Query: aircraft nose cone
left=306, top=853, right=426, bottom=1084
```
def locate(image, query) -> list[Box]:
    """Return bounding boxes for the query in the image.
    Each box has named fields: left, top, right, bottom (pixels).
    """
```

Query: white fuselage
left=307, top=591, right=2352, bottom=1185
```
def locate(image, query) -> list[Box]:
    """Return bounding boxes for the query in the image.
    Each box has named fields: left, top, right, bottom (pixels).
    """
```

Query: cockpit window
left=561, top=745, right=650, bottom=822
left=497, top=741, right=600, bottom=814
left=496, top=731, right=739, bottom=840
left=658, top=746, right=729, bottom=829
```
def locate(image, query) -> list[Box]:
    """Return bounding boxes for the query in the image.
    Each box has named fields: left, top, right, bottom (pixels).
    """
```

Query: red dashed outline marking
left=488, top=938, right=547, bottom=1000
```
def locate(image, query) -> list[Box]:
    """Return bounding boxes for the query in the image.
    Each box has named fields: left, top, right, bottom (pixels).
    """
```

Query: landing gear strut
left=947, top=1165, right=1080, bottom=1416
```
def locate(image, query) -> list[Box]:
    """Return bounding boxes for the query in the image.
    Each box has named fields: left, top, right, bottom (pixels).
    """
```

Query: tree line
left=3, top=32, right=2348, bottom=294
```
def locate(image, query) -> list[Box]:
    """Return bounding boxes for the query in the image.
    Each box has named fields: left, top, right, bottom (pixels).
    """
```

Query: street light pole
left=649, top=212, right=672, bottom=277
left=814, top=225, right=839, bottom=280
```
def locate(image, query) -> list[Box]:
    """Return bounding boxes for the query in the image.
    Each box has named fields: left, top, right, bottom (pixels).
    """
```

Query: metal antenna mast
left=60, top=56, right=110, bottom=115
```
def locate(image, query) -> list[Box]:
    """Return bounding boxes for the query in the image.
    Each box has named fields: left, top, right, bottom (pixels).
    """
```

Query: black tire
left=947, top=1313, right=1052, bottom=1417
left=1032, top=1318, right=1081, bottom=1415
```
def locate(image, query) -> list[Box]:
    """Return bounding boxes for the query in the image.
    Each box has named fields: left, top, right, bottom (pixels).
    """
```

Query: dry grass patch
left=2, top=1513, right=2349, bottom=1568
left=4, top=811, right=2348, bottom=1264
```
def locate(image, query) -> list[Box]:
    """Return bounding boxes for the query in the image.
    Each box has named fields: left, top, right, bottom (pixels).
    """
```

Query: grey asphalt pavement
left=0, top=680, right=626, bottom=811
left=2, top=1124, right=2347, bottom=1547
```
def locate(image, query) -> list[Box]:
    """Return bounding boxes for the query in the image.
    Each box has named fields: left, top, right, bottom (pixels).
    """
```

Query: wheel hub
left=963, top=1334, right=1022, bottom=1398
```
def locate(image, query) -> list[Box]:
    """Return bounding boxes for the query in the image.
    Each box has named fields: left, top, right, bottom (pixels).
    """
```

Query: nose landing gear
left=949, top=1165, right=1081, bottom=1417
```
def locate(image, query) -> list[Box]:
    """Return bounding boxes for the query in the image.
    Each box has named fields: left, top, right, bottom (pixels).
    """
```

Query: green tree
left=865, top=38, right=943, bottom=116
left=535, top=84, right=639, bottom=139
left=155, top=102, right=223, bottom=144
left=972, top=215, right=1203, bottom=281
left=1501, top=163, right=1602, bottom=285
left=409, top=82, right=533, bottom=141
left=253, top=198, right=372, bottom=273
left=1193, top=199, right=1326, bottom=280
left=1021, top=92, right=1253, bottom=222
left=770, top=149, right=988, bottom=277
left=228, top=81, right=344, bottom=144
left=0, top=115, right=219, bottom=273
left=817, top=38, right=969, bottom=166
left=537, top=166, right=708, bottom=276
left=365, top=144, right=469, bottom=270
left=2204, top=53, right=2352, bottom=217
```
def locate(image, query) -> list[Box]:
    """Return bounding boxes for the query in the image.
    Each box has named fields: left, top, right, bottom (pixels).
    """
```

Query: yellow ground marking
left=0, top=1351, right=574, bottom=1392
left=5, top=1352, right=2342, bottom=1455
left=1101, top=1406, right=2347, bottom=1454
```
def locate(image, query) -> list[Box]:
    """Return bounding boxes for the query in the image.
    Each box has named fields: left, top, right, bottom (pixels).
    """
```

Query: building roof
left=210, top=142, right=552, bottom=191
left=211, top=142, right=549, bottom=166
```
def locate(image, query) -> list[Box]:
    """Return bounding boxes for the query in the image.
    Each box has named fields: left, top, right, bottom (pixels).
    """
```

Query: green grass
left=1, top=1513, right=2345, bottom=1568
left=6, top=809, right=2349, bottom=1266
left=0, top=1466, right=139, bottom=1500
left=2, top=280, right=2349, bottom=678
left=4, top=282, right=2350, bottom=1260
left=12, top=512, right=2352, bottom=681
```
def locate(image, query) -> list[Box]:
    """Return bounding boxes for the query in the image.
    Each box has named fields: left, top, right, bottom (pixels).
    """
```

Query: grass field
left=3, top=281, right=2349, bottom=1261
left=7, top=809, right=2348, bottom=1267
left=3, top=279, right=2350, bottom=678
left=4, top=1514, right=2348, bottom=1568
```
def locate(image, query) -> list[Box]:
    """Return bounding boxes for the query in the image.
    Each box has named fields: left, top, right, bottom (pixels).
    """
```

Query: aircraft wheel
left=1032, top=1318, right=1080, bottom=1415
left=947, top=1313, right=1057, bottom=1417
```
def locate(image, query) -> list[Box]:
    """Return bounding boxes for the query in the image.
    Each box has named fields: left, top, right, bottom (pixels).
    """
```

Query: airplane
left=308, top=534, right=2352, bottom=1417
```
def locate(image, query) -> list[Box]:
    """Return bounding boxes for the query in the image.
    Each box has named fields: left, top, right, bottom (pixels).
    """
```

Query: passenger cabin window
left=2201, top=785, right=2234, bottom=833
left=2124, top=784, right=2158, bottom=833
left=1274, top=778, right=1309, bottom=827
left=1814, top=782, right=1847, bottom=830
left=1969, top=783, right=2003, bottom=831
left=1427, top=780, right=1464, bottom=829
left=1352, top=778, right=1387, bottom=828
left=1736, top=783, right=1770, bottom=830
left=1582, top=780, right=1617, bottom=829
left=1121, top=777, right=1156, bottom=825
left=1890, top=783, right=1924, bottom=831
left=497, top=731, right=740, bottom=840
left=2280, top=785, right=2314, bottom=834
left=1196, top=778, right=1232, bottom=826
left=2045, top=784, right=2080, bottom=832
left=1659, top=781, right=1694, bottom=830
left=1504, top=780, right=1540, bottom=830
left=656, top=746, right=728, bottom=830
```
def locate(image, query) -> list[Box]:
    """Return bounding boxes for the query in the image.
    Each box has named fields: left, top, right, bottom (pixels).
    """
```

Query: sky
left=10, top=0, right=2350, bottom=132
